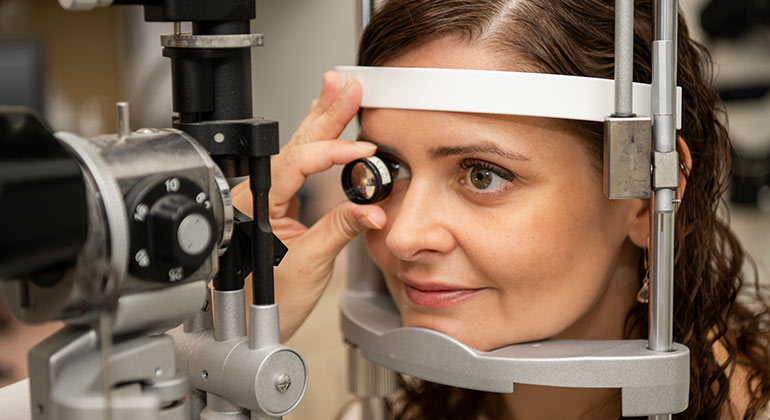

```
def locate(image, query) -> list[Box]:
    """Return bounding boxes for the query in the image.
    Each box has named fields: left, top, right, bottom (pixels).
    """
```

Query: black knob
left=147, top=194, right=215, bottom=269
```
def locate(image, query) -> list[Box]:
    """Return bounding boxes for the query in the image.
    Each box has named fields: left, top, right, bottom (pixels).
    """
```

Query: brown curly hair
left=358, top=0, right=770, bottom=418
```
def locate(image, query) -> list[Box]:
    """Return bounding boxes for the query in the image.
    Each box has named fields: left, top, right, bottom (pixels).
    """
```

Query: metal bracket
left=604, top=116, right=653, bottom=199
left=653, top=151, right=679, bottom=189
left=340, top=292, right=690, bottom=417
left=161, top=33, right=264, bottom=49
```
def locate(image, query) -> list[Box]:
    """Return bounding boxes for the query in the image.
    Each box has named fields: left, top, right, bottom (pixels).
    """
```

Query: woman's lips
left=402, top=281, right=484, bottom=308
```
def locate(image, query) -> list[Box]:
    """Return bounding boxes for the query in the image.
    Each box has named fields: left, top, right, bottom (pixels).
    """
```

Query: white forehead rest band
left=336, top=66, right=682, bottom=129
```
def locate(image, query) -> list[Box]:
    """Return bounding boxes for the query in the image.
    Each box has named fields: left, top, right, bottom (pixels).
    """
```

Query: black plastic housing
left=0, top=108, right=88, bottom=280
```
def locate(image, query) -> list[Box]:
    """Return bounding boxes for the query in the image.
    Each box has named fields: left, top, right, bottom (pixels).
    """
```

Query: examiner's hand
left=231, top=71, right=386, bottom=342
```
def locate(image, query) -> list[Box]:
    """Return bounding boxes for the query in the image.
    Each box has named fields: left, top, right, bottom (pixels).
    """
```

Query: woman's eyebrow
left=429, top=142, right=530, bottom=161
left=356, top=134, right=529, bottom=161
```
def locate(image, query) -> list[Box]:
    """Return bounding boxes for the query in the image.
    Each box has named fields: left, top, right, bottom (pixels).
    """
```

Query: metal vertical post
left=614, top=0, right=635, bottom=117
left=359, top=0, right=375, bottom=30
left=649, top=0, right=678, bottom=419
left=355, top=0, right=376, bottom=41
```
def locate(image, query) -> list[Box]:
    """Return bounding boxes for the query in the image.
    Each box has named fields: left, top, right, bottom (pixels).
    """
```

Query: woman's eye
left=392, top=161, right=411, bottom=180
left=459, top=159, right=514, bottom=193
left=379, top=154, right=411, bottom=181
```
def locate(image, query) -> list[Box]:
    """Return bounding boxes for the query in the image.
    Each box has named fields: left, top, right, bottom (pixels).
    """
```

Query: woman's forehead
left=359, top=108, right=585, bottom=162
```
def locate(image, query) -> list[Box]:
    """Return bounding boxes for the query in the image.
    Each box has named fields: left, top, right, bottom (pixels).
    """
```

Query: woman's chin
left=400, top=313, right=504, bottom=351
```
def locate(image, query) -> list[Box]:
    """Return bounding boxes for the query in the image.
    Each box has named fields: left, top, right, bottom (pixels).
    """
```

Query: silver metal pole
left=650, top=0, right=677, bottom=352
left=116, top=102, right=130, bottom=140
left=649, top=0, right=678, bottom=419
left=614, top=0, right=635, bottom=116
left=362, top=398, right=389, bottom=420
left=360, top=0, right=375, bottom=30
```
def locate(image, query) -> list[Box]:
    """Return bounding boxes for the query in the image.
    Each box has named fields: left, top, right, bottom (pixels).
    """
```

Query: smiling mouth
left=402, top=282, right=485, bottom=308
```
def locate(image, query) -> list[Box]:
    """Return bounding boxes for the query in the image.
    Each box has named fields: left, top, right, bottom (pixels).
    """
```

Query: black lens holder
left=341, top=154, right=395, bottom=204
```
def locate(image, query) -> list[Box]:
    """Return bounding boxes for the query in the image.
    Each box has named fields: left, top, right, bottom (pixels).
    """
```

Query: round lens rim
left=341, top=155, right=393, bottom=204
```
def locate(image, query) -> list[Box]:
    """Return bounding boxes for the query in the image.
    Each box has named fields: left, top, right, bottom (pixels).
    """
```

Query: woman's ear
left=626, top=135, right=692, bottom=248
left=626, top=198, right=649, bottom=248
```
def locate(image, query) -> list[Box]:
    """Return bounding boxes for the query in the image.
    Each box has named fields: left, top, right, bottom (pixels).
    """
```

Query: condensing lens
left=350, top=162, right=377, bottom=200
left=341, top=155, right=394, bottom=204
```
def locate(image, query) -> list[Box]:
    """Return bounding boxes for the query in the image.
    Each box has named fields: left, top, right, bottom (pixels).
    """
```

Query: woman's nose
left=384, top=179, right=456, bottom=261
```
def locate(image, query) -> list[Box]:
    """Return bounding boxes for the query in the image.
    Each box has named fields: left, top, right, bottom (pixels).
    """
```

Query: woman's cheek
left=363, top=228, right=391, bottom=270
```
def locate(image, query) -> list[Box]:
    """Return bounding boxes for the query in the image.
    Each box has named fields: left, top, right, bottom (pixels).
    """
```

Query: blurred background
left=0, top=0, right=768, bottom=419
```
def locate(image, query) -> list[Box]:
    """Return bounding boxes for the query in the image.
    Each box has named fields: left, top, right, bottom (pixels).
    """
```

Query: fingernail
left=364, top=215, right=383, bottom=230
left=355, top=141, right=377, bottom=152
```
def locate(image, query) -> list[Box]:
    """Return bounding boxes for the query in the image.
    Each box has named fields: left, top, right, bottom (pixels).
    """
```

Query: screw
left=134, top=203, right=149, bottom=222
left=165, top=177, right=180, bottom=192
left=275, top=374, right=292, bottom=393
left=202, top=370, right=209, bottom=380
left=155, top=368, right=163, bottom=377
left=135, top=249, right=150, bottom=267
left=214, top=133, right=225, bottom=143
left=168, top=267, right=184, bottom=282
left=204, top=200, right=211, bottom=209
left=196, top=192, right=207, bottom=204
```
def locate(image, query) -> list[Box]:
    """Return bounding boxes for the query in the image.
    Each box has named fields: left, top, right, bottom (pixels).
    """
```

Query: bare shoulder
left=712, top=338, right=766, bottom=419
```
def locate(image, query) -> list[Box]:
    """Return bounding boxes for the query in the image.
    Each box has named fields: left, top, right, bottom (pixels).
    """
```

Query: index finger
left=291, top=76, right=362, bottom=146
left=269, top=140, right=377, bottom=216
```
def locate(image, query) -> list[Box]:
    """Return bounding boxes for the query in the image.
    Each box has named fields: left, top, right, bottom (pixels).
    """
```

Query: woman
left=234, top=0, right=770, bottom=418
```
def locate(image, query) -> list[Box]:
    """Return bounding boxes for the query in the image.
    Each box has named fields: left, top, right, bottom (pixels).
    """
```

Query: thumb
left=302, top=201, right=386, bottom=262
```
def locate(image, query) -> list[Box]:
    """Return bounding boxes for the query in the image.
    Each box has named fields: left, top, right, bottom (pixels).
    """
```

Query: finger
left=292, top=77, right=362, bottom=145
left=270, top=140, right=377, bottom=215
left=314, top=71, right=344, bottom=116
left=272, top=200, right=384, bottom=342
left=300, top=200, right=386, bottom=263
left=312, top=78, right=362, bottom=141
left=292, top=71, right=343, bottom=143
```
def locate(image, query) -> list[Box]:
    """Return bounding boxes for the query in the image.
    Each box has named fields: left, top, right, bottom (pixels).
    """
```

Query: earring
left=637, top=246, right=650, bottom=304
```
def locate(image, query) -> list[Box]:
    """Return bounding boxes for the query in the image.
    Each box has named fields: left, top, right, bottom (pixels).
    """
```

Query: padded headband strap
left=336, top=66, right=682, bottom=129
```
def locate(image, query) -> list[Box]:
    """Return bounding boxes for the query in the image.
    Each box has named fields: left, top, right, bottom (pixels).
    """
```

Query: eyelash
left=378, top=154, right=516, bottom=197
left=458, top=158, right=516, bottom=193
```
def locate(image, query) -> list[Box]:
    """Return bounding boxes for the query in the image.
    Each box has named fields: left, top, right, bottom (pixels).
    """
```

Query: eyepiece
left=341, top=155, right=393, bottom=204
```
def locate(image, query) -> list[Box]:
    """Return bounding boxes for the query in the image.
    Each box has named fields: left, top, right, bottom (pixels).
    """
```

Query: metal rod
left=116, top=102, right=130, bottom=140
left=649, top=0, right=678, bottom=418
left=362, top=398, right=389, bottom=420
left=250, top=156, right=275, bottom=305
left=360, top=0, right=375, bottom=30
left=614, top=0, right=635, bottom=117
left=356, top=0, right=376, bottom=41
left=213, top=289, right=246, bottom=341
left=649, top=192, right=675, bottom=351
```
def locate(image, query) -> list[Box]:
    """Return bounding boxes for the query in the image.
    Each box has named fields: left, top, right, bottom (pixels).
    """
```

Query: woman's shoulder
left=712, top=337, right=768, bottom=419
left=759, top=407, right=770, bottom=420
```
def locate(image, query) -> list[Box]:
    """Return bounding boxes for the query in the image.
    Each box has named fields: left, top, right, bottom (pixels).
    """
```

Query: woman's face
left=361, top=37, right=643, bottom=351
